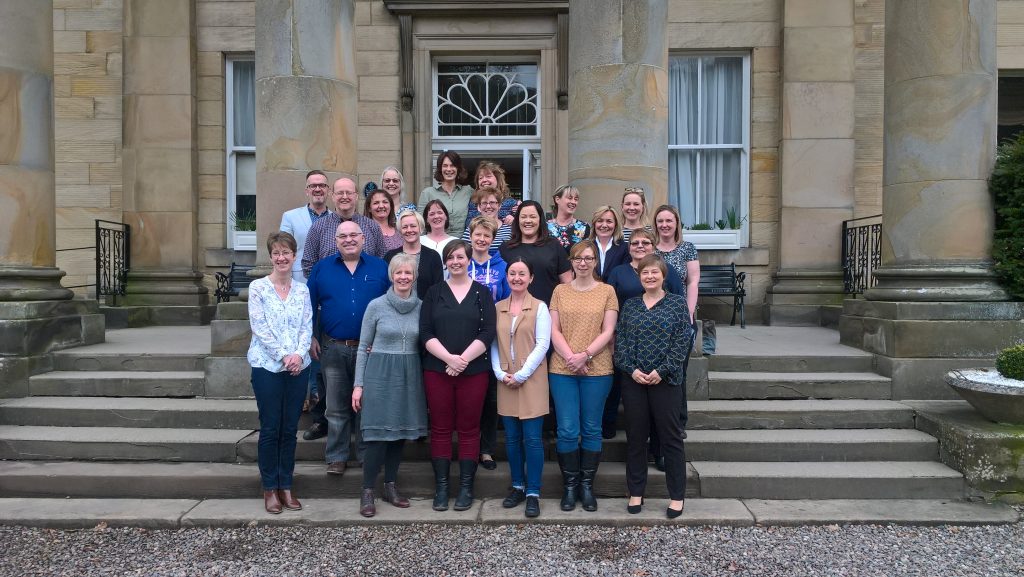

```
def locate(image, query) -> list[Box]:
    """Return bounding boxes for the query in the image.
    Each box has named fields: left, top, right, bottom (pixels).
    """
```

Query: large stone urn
left=945, top=369, right=1024, bottom=425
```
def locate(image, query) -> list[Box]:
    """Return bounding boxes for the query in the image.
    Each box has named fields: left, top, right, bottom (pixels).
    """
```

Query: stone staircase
left=0, top=326, right=974, bottom=507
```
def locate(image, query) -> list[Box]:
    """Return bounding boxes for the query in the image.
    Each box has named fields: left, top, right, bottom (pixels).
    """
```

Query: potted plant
left=684, top=208, right=745, bottom=249
left=945, top=344, right=1024, bottom=425
left=231, top=209, right=257, bottom=251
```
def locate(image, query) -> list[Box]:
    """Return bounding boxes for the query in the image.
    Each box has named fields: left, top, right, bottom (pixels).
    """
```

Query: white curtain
left=233, top=61, right=255, bottom=147
left=669, top=56, right=743, bottom=228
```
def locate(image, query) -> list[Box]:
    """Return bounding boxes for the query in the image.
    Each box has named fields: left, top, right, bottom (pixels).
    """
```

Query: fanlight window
left=435, top=62, right=539, bottom=137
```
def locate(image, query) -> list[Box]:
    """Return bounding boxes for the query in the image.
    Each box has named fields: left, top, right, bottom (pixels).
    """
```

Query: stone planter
left=682, top=229, right=742, bottom=250
left=945, top=368, right=1024, bottom=425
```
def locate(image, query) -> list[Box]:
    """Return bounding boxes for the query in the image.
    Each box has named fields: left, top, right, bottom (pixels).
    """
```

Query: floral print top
left=547, top=219, right=591, bottom=252
left=656, top=241, right=698, bottom=300
left=247, top=276, right=313, bottom=373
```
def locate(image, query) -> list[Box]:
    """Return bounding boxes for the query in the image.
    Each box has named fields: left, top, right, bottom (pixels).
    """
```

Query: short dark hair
left=306, top=169, right=327, bottom=181
left=433, top=151, right=469, bottom=185
left=422, top=199, right=450, bottom=233
left=442, top=239, right=470, bottom=263
left=266, top=231, right=297, bottom=254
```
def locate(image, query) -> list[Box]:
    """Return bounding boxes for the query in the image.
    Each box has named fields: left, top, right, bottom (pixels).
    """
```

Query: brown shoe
left=277, top=489, right=302, bottom=511
left=383, top=482, right=410, bottom=508
left=359, top=488, right=376, bottom=517
left=263, top=490, right=283, bottom=514
left=326, top=461, right=347, bottom=475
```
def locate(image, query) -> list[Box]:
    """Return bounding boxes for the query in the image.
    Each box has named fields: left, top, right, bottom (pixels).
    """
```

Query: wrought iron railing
left=58, top=220, right=130, bottom=303
left=841, top=214, right=882, bottom=296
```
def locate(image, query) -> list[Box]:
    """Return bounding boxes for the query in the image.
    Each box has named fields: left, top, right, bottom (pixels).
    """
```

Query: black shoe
left=556, top=450, right=580, bottom=511
left=453, top=459, right=477, bottom=511
left=579, top=449, right=601, bottom=512
left=666, top=501, right=684, bottom=519
left=524, top=496, right=540, bottom=518
left=302, top=421, right=328, bottom=441
left=627, top=497, right=644, bottom=515
left=653, top=456, right=666, bottom=472
left=502, top=487, right=526, bottom=508
left=479, top=454, right=497, bottom=471
left=431, top=458, right=450, bottom=511
left=601, top=428, right=616, bottom=440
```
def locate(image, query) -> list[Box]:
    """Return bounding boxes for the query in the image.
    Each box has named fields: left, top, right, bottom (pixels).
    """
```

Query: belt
left=326, top=337, right=359, bottom=347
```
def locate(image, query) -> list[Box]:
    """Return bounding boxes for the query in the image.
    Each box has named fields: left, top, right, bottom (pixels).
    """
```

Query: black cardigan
left=384, top=246, right=444, bottom=299
left=419, top=280, right=497, bottom=375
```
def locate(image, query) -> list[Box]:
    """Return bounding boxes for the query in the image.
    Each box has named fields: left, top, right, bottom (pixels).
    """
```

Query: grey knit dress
left=354, top=289, right=428, bottom=441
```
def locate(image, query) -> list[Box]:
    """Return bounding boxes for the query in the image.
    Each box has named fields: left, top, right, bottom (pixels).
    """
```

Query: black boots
left=579, top=449, right=601, bottom=511
left=431, top=458, right=450, bottom=511
left=453, top=459, right=477, bottom=511
left=557, top=450, right=581, bottom=511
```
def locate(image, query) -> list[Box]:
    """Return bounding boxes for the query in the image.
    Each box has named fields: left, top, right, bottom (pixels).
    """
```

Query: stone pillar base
left=0, top=267, right=75, bottom=302
left=839, top=300, right=1024, bottom=400
left=766, top=269, right=846, bottom=326
left=864, top=265, right=1010, bottom=302
left=123, top=271, right=210, bottom=306
left=0, top=299, right=106, bottom=397
left=204, top=301, right=254, bottom=398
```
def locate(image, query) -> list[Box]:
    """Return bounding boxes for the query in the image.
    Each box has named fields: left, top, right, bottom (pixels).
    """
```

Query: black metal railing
left=57, top=219, right=130, bottom=303
left=841, top=214, right=882, bottom=295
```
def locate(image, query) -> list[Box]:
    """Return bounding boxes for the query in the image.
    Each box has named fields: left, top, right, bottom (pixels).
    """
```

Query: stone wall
left=355, top=0, right=402, bottom=189
left=52, top=0, right=124, bottom=295
left=853, top=0, right=883, bottom=218
left=998, top=0, right=1024, bottom=67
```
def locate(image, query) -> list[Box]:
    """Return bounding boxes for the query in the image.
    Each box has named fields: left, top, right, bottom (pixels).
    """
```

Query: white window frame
left=226, top=55, right=256, bottom=251
left=668, top=51, right=751, bottom=250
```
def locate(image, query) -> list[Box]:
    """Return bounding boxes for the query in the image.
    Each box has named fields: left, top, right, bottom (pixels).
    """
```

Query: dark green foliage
left=995, top=344, right=1024, bottom=381
left=990, top=135, right=1024, bottom=299
left=690, top=223, right=713, bottom=230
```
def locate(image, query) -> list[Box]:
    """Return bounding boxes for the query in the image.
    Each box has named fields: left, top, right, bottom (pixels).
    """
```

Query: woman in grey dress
left=351, top=253, right=428, bottom=517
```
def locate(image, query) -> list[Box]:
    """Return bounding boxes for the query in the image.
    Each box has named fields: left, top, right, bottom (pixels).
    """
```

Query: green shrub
left=990, top=134, right=1024, bottom=299
left=690, top=223, right=713, bottom=230
left=996, top=344, right=1024, bottom=380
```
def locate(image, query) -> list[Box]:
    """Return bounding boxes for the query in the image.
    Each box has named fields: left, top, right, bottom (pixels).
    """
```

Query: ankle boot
left=453, top=459, right=477, bottom=511
left=431, top=458, right=451, bottom=511
left=579, top=449, right=601, bottom=512
left=383, top=482, right=410, bottom=508
left=263, top=490, right=282, bottom=514
left=556, top=450, right=581, bottom=511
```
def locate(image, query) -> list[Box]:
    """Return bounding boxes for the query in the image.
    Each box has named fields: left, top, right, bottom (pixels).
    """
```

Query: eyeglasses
left=271, top=250, right=294, bottom=257
left=479, top=200, right=499, bottom=207
left=335, top=190, right=357, bottom=197
left=335, top=233, right=363, bottom=240
left=307, top=183, right=328, bottom=190
left=571, top=256, right=596, bottom=263
left=382, top=178, right=401, bottom=184
left=629, top=240, right=653, bottom=247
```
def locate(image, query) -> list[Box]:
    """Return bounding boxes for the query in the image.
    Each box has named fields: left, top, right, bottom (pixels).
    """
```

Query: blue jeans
left=321, top=340, right=364, bottom=464
left=502, top=415, right=545, bottom=496
left=548, top=373, right=613, bottom=453
left=251, top=366, right=309, bottom=490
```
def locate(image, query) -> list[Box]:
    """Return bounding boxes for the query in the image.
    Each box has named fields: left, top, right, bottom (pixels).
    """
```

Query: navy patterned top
left=613, top=292, right=695, bottom=387
left=547, top=219, right=591, bottom=252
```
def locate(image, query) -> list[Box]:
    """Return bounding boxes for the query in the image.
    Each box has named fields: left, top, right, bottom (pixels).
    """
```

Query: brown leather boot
left=383, top=482, right=410, bottom=508
left=277, top=489, right=302, bottom=511
left=359, top=488, right=376, bottom=517
left=263, top=490, right=283, bottom=514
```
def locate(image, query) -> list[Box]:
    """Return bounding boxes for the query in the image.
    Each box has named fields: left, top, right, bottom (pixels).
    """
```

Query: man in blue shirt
left=307, top=220, right=390, bottom=476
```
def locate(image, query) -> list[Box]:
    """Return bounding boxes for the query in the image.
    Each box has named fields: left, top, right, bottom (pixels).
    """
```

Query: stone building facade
left=2, top=0, right=1023, bottom=395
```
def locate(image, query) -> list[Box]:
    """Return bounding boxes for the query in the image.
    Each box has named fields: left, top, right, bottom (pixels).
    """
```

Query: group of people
left=248, top=151, right=700, bottom=519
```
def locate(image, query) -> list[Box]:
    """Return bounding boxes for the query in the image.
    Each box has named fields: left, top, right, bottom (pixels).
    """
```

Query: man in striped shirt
left=301, top=177, right=386, bottom=277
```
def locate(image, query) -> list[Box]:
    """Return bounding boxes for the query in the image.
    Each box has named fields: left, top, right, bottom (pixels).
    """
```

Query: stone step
left=0, top=425, right=936, bottom=464
left=707, top=372, right=892, bottom=400
left=0, top=497, right=1015, bottom=529
left=695, top=461, right=965, bottom=499
left=0, top=398, right=917, bottom=430
left=0, top=460, right=696, bottom=500
left=52, top=352, right=205, bottom=372
left=28, top=371, right=205, bottom=397
left=0, top=460, right=966, bottom=500
left=708, top=354, right=874, bottom=373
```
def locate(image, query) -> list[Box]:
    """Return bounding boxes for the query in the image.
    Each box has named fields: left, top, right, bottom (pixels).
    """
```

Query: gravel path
left=2, top=509, right=1022, bottom=577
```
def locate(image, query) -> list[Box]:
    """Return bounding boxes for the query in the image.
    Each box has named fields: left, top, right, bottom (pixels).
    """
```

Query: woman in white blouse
left=247, top=231, right=313, bottom=515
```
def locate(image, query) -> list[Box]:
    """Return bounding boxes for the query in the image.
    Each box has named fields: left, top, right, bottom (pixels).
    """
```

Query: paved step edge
left=0, top=498, right=1014, bottom=529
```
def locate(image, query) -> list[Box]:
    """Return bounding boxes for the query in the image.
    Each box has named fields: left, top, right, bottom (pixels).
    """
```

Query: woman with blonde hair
left=547, top=185, right=590, bottom=252
left=620, top=186, right=652, bottom=244
left=380, top=165, right=416, bottom=215
left=587, top=205, right=630, bottom=282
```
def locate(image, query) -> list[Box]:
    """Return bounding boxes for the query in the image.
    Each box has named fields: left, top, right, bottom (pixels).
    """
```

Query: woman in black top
left=384, top=209, right=444, bottom=298
left=420, top=240, right=497, bottom=512
left=498, top=200, right=572, bottom=304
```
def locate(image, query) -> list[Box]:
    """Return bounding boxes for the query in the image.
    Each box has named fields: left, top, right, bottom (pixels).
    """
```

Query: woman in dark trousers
left=420, top=240, right=498, bottom=512
left=614, top=254, right=695, bottom=519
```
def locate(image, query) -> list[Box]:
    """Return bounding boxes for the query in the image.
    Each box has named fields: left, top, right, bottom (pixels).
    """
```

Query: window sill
left=233, top=231, right=257, bottom=252
left=682, top=229, right=742, bottom=250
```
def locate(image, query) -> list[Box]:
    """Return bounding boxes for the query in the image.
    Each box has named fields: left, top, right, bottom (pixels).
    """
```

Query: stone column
left=122, top=0, right=209, bottom=306
left=840, top=0, right=1024, bottom=399
left=567, top=0, right=668, bottom=216
left=252, top=0, right=357, bottom=272
left=767, top=0, right=856, bottom=326
left=0, top=0, right=103, bottom=396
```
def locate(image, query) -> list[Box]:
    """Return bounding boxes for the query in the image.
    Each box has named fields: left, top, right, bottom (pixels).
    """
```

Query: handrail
left=841, top=214, right=882, bottom=296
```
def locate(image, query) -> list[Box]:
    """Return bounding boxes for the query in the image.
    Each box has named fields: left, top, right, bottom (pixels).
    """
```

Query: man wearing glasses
left=280, top=170, right=331, bottom=283
left=301, top=177, right=387, bottom=278
left=306, top=221, right=390, bottom=476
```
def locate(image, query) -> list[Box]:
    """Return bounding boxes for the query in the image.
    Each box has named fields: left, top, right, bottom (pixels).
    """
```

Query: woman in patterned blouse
left=614, top=254, right=695, bottom=519
left=247, top=231, right=313, bottom=514
left=547, top=185, right=590, bottom=252
left=653, top=205, right=699, bottom=323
